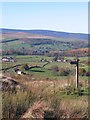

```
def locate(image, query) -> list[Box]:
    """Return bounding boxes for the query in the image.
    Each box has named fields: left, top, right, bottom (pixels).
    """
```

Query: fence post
left=76, top=59, right=79, bottom=89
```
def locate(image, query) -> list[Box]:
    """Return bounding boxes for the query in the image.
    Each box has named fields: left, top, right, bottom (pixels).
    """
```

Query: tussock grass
left=2, top=69, right=89, bottom=119
left=2, top=90, right=37, bottom=119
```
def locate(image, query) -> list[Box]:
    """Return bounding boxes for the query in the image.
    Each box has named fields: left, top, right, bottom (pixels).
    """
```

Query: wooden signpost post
left=70, top=58, right=79, bottom=89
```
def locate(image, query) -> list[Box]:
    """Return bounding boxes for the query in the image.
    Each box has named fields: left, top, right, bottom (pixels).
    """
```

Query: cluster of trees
left=2, top=46, right=88, bottom=57
left=48, top=50, right=88, bottom=57
left=50, top=65, right=74, bottom=76
left=50, top=65, right=90, bottom=77
left=2, top=48, right=49, bottom=56
left=79, top=68, right=90, bottom=76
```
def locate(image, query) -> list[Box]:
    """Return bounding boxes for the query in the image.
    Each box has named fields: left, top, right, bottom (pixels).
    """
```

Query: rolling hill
left=0, top=28, right=88, bottom=56
left=0, top=28, right=88, bottom=40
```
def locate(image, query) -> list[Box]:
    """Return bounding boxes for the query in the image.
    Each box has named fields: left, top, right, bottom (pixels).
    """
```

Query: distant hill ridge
left=0, top=28, right=88, bottom=40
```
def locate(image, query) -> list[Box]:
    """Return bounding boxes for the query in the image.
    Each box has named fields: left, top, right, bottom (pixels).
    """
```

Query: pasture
left=2, top=55, right=89, bottom=76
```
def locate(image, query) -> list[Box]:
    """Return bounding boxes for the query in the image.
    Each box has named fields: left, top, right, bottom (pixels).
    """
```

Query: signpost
left=70, top=58, right=79, bottom=89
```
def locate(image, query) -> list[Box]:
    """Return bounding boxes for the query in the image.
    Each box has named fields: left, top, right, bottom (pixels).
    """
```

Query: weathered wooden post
left=75, top=59, right=79, bottom=89
left=70, top=58, right=79, bottom=89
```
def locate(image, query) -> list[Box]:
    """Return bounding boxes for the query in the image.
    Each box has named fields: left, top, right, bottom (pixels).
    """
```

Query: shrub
left=79, top=68, right=86, bottom=76
left=62, top=86, right=76, bottom=95
left=59, top=68, right=72, bottom=76
left=23, top=64, right=29, bottom=70
left=2, top=91, right=36, bottom=119
left=44, top=96, right=61, bottom=119
left=85, top=71, right=90, bottom=76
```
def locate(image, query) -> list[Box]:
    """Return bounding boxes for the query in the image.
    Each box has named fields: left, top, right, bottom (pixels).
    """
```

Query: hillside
left=1, top=28, right=88, bottom=40
left=0, top=28, right=88, bottom=56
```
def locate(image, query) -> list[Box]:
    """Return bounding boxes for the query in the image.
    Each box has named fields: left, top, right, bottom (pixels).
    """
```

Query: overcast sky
left=1, top=2, right=88, bottom=33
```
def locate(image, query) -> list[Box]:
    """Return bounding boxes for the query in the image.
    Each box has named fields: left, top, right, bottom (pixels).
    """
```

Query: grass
left=82, top=66, right=90, bottom=71
left=1, top=38, right=72, bottom=51
left=2, top=56, right=89, bottom=119
left=2, top=73, right=89, bottom=119
left=2, top=90, right=37, bottom=119
left=1, top=55, right=89, bottom=81
left=1, top=33, right=89, bottom=118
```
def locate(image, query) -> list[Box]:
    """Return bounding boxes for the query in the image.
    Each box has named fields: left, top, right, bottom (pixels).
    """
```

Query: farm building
left=14, top=68, right=26, bottom=75
left=40, top=58, right=48, bottom=62
left=57, top=59, right=66, bottom=62
left=57, top=59, right=61, bottom=62
left=2, top=57, right=16, bottom=62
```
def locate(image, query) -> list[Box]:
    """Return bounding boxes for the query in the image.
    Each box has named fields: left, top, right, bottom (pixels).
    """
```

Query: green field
left=2, top=55, right=89, bottom=80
